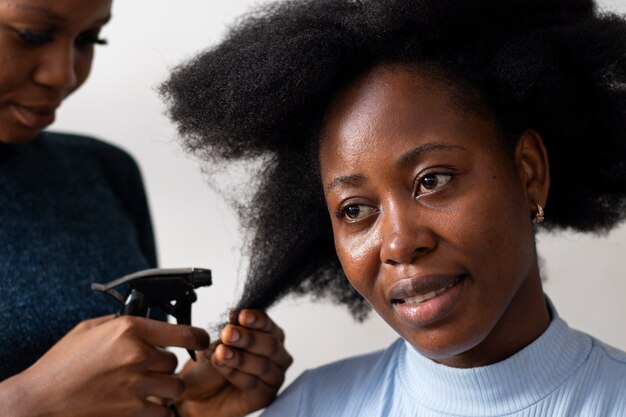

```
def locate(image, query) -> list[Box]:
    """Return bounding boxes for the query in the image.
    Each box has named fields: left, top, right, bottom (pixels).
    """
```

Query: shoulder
left=39, top=131, right=139, bottom=170
left=38, top=130, right=151, bottom=213
left=304, top=340, right=401, bottom=383
left=595, top=339, right=626, bottom=362
left=262, top=339, right=405, bottom=417
left=567, top=332, right=626, bottom=414
left=588, top=337, right=626, bottom=379
left=590, top=336, right=626, bottom=382
left=587, top=337, right=626, bottom=414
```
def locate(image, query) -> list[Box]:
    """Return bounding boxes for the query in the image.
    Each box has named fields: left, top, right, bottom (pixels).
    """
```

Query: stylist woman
left=0, top=1, right=290, bottom=416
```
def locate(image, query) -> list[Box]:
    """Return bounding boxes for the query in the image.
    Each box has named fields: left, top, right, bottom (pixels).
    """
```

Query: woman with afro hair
left=163, top=0, right=626, bottom=415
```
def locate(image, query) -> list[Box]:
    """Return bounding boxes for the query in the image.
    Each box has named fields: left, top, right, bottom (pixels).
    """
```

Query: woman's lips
left=390, top=274, right=467, bottom=327
left=11, top=103, right=57, bottom=130
left=401, top=276, right=461, bottom=303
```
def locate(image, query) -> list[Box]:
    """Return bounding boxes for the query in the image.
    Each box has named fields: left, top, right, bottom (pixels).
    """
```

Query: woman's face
left=320, top=65, right=550, bottom=367
left=0, top=0, right=112, bottom=144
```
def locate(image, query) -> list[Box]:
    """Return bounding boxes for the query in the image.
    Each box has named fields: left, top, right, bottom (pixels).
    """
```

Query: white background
left=52, top=0, right=626, bottom=407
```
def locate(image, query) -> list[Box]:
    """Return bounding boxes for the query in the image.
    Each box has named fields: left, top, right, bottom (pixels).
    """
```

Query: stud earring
left=533, top=203, right=545, bottom=225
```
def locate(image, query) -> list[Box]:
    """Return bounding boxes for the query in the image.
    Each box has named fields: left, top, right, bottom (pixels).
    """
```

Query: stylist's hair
left=161, top=0, right=626, bottom=319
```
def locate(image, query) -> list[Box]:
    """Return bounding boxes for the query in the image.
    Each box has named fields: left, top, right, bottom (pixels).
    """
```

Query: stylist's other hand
left=176, top=310, right=292, bottom=417
left=3, top=315, right=210, bottom=417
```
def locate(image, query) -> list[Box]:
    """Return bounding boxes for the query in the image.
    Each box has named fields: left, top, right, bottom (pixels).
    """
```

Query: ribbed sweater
left=0, top=132, right=157, bottom=379
left=262, top=306, right=626, bottom=416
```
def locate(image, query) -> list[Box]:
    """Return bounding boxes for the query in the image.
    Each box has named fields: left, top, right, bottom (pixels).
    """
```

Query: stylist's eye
left=337, top=204, right=377, bottom=222
left=418, top=173, right=452, bottom=194
left=76, top=31, right=108, bottom=48
left=17, top=29, right=54, bottom=46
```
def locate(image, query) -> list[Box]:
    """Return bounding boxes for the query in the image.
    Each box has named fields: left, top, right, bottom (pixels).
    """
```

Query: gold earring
left=533, top=203, right=545, bottom=225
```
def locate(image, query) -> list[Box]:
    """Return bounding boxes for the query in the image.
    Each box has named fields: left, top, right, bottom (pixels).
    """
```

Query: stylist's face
left=0, top=0, right=112, bottom=144
left=320, top=65, right=549, bottom=367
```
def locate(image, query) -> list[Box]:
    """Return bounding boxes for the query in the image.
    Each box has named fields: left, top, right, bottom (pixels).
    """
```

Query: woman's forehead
left=321, top=66, right=494, bottom=155
left=317, top=64, right=511, bottom=193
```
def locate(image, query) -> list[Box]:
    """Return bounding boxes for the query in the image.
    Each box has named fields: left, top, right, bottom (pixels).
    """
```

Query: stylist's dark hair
left=161, top=0, right=626, bottom=319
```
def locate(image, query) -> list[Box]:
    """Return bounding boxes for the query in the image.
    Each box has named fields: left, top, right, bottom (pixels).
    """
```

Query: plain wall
left=52, top=0, right=626, bottom=404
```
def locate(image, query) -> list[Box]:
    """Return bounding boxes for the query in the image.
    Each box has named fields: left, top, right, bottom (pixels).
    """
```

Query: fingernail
left=242, top=311, right=256, bottom=325
left=223, top=347, right=234, bottom=360
left=226, top=327, right=240, bottom=343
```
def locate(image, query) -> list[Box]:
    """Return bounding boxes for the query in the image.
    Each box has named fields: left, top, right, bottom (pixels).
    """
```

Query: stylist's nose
left=34, top=43, right=78, bottom=93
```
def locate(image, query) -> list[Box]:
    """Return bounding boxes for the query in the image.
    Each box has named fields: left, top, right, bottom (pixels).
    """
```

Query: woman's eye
left=17, top=29, right=54, bottom=46
left=418, top=173, right=452, bottom=194
left=338, top=204, right=376, bottom=222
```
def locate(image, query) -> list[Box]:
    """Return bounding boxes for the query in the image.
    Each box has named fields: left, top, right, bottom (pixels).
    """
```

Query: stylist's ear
left=515, top=129, right=550, bottom=211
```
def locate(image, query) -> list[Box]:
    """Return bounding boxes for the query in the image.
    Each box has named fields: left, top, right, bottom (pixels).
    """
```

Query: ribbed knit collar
left=397, top=302, right=591, bottom=416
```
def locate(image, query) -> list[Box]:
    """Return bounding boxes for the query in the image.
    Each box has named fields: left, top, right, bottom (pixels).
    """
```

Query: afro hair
left=161, top=0, right=626, bottom=318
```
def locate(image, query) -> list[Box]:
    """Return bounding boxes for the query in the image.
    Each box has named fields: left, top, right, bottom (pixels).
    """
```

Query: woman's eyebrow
left=327, top=174, right=367, bottom=192
left=396, top=143, right=466, bottom=169
left=326, top=143, right=466, bottom=191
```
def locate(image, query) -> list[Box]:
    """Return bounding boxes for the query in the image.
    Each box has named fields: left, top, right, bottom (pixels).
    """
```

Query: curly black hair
left=161, top=0, right=626, bottom=320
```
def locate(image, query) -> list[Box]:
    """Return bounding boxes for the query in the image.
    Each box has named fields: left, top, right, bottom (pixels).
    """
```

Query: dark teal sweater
left=0, top=132, right=157, bottom=379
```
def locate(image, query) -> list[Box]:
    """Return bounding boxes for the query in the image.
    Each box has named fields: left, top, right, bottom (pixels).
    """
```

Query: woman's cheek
left=335, top=228, right=381, bottom=297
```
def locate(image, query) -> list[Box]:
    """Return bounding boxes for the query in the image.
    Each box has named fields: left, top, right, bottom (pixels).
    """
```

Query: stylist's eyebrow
left=14, top=5, right=112, bottom=25
left=14, top=5, right=65, bottom=22
left=396, top=143, right=466, bottom=169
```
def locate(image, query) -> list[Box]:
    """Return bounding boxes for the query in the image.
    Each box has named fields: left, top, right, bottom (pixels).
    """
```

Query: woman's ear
left=515, top=129, right=550, bottom=210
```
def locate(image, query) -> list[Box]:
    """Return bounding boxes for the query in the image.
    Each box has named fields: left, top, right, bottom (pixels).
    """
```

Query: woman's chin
left=398, top=320, right=493, bottom=368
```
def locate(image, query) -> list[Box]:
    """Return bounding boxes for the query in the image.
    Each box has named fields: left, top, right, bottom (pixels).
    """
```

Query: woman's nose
left=379, top=201, right=437, bottom=266
left=33, top=43, right=78, bottom=93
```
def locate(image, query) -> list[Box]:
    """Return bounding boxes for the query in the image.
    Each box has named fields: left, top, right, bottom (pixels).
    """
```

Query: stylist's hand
left=176, top=310, right=292, bottom=417
left=4, top=315, right=210, bottom=417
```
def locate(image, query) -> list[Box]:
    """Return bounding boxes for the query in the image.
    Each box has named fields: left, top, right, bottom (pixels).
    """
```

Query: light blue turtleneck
left=262, top=305, right=626, bottom=416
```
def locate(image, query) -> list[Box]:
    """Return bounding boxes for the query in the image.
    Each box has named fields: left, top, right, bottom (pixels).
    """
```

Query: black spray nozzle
left=91, top=267, right=212, bottom=360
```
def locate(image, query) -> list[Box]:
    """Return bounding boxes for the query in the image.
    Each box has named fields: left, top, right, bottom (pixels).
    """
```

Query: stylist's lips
left=12, top=103, right=57, bottom=129
left=390, top=273, right=466, bottom=327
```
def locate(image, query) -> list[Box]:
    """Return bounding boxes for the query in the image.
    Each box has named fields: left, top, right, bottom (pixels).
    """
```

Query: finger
left=211, top=353, right=279, bottom=396
left=237, top=310, right=285, bottom=342
left=144, top=348, right=179, bottom=374
left=118, top=316, right=210, bottom=351
left=138, top=374, right=186, bottom=401
left=214, top=344, right=285, bottom=386
left=221, top=325, right=292, bottom=369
